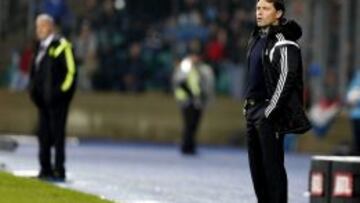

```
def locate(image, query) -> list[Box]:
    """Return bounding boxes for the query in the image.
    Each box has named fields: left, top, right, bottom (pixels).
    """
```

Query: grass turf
left=0, top=171, right=114, bottom=203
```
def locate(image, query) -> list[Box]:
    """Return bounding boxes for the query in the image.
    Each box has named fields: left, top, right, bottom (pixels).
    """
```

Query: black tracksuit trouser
left=245, top=101, right=287, bottom=203
left=37, top=102, right=69, bottom=176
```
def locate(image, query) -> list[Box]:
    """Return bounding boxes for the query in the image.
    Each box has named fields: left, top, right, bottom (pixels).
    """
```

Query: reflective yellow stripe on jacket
left=49, top=38, right=76, bottom=92
left=187, top=68, right=201, bottom=97
left=175, top=68, right=201, bottom=102
left=175, top=88, right=187, bottom=101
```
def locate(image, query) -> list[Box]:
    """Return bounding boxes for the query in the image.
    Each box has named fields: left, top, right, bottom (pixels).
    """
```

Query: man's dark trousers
left=37, top=101, right=70, bottom=177
left=181, top=104, right=202, bottom=153
left=245, top=101, right=287, bottom=203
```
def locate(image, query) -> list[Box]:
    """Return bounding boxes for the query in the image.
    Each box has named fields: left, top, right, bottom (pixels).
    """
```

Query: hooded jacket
left=247, top=20, right=311, bottom=134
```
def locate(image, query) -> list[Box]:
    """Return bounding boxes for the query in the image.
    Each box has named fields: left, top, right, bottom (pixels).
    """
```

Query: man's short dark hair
left=258, top=0, right=286, bottom=14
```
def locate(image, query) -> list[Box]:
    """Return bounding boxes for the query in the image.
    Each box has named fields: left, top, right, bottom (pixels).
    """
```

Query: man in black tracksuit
left=244, top=0, right=311, bottom=202
left=29, top=14, right=77, bottom=181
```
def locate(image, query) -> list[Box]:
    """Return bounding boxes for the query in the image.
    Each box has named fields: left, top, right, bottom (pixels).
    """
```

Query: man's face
left=36, top=19, right=53, bottom=41
left=190, top=54, right=201, bottom=65
left=256, top=0, right=282, bottom=27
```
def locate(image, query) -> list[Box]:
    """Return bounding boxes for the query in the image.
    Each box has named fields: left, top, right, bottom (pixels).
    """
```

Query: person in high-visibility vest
left=29, top=14, right=77, bottom=181
left=173, top=51, right=214, bottom=155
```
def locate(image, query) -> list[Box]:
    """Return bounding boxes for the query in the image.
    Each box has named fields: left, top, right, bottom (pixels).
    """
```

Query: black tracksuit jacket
left=30, top=35, right=77, bottom=107
left=246, top=20, right=311, bottom=134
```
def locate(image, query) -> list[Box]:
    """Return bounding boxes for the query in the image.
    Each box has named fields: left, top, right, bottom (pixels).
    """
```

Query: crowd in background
left=7, top=0, right=256, bottom=100
left=6, top=0, right=358, bottom=104
left=73, top=0, right=255, bottom=98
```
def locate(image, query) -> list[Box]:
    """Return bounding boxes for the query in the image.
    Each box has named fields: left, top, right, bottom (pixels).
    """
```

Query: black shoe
left=37, top=170, right=54, bottom=181
left=181, top=147, right=197, bottom=155
left=52, top=170, right=66, bottom=182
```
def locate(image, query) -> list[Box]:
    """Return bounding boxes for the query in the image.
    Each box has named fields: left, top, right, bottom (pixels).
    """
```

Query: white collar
left=41, top=34, right=55, bottom=48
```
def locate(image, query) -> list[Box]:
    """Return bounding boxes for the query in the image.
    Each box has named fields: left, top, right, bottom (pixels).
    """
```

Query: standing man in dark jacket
left=29, top=14, right=77, bottom=181
left=244, top=0, right=311, bottom=202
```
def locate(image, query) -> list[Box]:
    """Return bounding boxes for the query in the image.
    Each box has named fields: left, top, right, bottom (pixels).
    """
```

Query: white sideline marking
left=2, top=135, right=79, bottom=146
left=12, top=170, right=38, bottom=177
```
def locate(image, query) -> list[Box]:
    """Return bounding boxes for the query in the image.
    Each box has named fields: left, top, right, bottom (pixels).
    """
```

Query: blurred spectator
left=121, top=42, right=147, bottom=92
left=176, top=9, right=209, bottom=44
left=74, top=20, right=98, bottom=91
left=323, top=68, right=339, bottom=102
left=162, top=16, right=178, bottom=44
left=203, top=0, right=218, bottom=23
left=126, top=18, right=146, bottom=44
left=346, top=69, right=360, bottom=155
left=10, top=41, right=34, bottom=91
left=217, top=8, right=231, bottom=28
left=39, top=0, right=74, bottom=36
left=225, top=8, right=251, bottom=99
left=309, top=68, right=341, bottom=137
left=308, top=63, right=323, bottom=104
left=205, top=27, right=226, bottom=65
left=8, top=50, right=21, bottom=90
left=78, top=0, right=101, bottom=27
left=150, top=43, right=173, bottom=92
left=204, top=26, right=227, bottom=86
left=308, top=98, right=340, bottom=138
left=93, top=0, right=126, bottom=90
left=143, top=27, right=173, bottom=92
